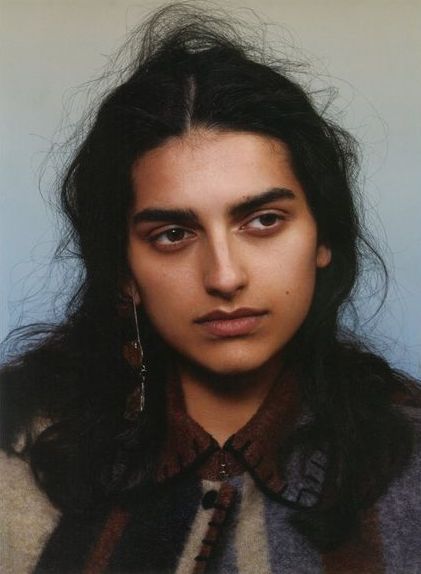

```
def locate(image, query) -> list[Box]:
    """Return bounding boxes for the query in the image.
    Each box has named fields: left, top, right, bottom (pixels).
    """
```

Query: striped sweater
left=1, top=372, right=421, bottom=573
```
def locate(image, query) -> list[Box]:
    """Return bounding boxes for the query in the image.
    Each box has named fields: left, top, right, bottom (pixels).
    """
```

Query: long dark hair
left=1, top=3, right=419, bottom=552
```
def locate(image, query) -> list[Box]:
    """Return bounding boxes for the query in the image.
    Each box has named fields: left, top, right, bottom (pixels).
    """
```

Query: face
left=127, top=129, right=331, bottom=377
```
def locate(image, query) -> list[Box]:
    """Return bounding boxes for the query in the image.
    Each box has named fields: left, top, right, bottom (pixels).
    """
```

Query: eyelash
left=147, top=212, right=286, bottom=249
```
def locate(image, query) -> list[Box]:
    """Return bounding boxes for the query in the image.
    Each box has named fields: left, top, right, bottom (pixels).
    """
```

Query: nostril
left=203, top=264, right=247, bottom=297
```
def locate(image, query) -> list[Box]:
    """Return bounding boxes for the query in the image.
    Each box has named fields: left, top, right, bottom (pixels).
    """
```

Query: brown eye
left=258, top=213, right=279, bottom=226
left=149, top=226, right=195, bottom=249
left=164, top=228, right=187, bottom=242
left=245, top=212, right=285, bottom=231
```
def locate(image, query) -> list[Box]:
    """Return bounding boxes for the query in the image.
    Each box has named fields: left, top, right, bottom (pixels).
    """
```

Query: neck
left=173, top=356, right=283, bottom=447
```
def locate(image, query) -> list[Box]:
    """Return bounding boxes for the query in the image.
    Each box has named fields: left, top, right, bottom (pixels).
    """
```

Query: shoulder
left=0, top=449, right=60, bottom=574
left=369, top=403, right=421, bottom=571
left=401, top=402, right=421, bottom=426
left=376, top=404, right=421, bottom=524
left=394, top=401, right=421, bottom=473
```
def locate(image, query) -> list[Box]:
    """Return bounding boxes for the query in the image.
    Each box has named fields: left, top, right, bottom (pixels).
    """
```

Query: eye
left=148, top=227, right=195, bottom=248
left=244, top=212, right=285, bottom=232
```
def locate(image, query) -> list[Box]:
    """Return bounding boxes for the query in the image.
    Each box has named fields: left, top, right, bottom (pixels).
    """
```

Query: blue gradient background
left=1, top=0, right=420, bottom=377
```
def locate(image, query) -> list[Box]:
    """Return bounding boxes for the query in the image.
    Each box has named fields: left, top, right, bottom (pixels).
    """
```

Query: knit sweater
left=1, top=372, right=421, bottom=574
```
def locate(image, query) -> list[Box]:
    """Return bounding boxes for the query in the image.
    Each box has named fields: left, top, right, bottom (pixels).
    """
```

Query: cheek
left=130, top=258, right=198, bottom=331
left=266, top=241, right=320, bottom=323
left=140, top=263, right=197, bottom=296
left=265, top=232, right=319, bottom=288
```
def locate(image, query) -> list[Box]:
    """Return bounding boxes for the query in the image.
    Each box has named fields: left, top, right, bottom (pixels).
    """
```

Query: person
left=1, top=4, right=420, bottom=574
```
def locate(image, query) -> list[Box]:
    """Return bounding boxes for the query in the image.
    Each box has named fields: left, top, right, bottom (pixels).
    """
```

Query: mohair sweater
left=1, top=372, right=421, bottom=574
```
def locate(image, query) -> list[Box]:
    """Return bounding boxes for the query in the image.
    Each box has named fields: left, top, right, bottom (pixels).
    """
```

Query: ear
left=119, top=277, right=142, bottom=306
left=316, top=244, right=332, bottom=268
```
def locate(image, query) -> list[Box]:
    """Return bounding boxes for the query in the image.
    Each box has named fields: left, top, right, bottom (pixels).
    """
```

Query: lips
left=195, top=307, right=267, bottom=323
left=195, top=308, right=268, bottom=337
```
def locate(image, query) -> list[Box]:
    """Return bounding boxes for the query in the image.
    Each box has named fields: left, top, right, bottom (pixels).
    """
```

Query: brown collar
left=154, top=368, right=310, bottom=498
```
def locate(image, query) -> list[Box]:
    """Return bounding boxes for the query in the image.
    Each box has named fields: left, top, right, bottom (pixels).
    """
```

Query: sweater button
left=202, top=489, right=218, bottom=509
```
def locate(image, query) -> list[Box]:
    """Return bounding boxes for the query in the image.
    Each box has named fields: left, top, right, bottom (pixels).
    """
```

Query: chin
left=189, top=349, right=280, bottom=379
left=205, top=363, right=258, bottom=377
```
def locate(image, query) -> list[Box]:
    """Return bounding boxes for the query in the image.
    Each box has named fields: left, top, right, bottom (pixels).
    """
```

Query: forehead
left=131, top=129, right=306, bottom=211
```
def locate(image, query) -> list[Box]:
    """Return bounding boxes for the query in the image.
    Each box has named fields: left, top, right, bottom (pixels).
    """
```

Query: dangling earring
left=122, top=293, right=147, bottom=421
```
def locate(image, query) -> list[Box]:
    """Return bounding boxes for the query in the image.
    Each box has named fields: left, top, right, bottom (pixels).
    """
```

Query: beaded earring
left=122, top=293, right=147, bottom=421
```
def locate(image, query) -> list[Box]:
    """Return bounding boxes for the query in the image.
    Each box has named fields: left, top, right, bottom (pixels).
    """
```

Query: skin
left=127, top=129, right=331, bottom=444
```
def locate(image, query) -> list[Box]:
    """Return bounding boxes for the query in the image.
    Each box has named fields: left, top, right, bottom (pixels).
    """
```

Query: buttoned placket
left=218, top=449, right=229, bottom=480
left=193, top=481, right=238, bottom=574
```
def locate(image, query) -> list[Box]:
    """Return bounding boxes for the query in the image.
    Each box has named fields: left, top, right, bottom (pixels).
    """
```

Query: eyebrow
left=132, top=187, right=296, bottom=226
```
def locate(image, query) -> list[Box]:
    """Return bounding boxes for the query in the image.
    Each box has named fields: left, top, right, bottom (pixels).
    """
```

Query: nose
left=202, top=235, right=248, bottom=299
